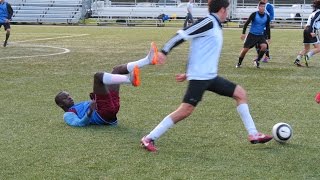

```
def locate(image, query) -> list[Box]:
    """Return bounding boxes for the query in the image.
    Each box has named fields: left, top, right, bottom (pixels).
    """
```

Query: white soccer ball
left=272, top=122, right=293, bottom=143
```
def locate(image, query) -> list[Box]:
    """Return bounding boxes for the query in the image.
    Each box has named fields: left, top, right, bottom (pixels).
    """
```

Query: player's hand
left=311, top=32, right=316, bottom=37
left=267, top=39, right=271, bottom=44
left=158, top=52, right=166, bottom=64
left=175, top=73, right=187, bottom=82
left=240, top=34, right=246, bottom=40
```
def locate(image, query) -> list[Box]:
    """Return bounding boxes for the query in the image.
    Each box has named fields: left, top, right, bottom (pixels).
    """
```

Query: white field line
left=0, top=44, right=70, bottom=59
left=0, top=34, right=89, bottom=60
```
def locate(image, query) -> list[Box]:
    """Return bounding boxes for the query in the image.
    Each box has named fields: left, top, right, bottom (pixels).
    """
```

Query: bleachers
left=92, top=6, right=208, bottom=27
left=7, top=0, right=83, bottom=24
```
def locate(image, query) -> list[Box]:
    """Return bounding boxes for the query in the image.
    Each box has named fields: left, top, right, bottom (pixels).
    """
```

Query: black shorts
left=0, top=23, right=10, bottom=31
left=303, top=28, right=318, bottom=44
left=244, top=33, right=267, bottom=49
left=183, top=76, right=237, bottom=106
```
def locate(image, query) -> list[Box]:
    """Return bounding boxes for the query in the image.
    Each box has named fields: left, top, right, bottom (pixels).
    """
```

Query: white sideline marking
left=14, top=34, right=89, bottom=43
left=0, top=34, right=89, bottom=60
left=0, top=44, right=70, bottom=60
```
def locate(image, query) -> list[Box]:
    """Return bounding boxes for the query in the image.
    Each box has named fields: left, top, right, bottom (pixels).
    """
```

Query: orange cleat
left=149, top=42, right=158, bottom=65
left=130, top=65, right=141, bottom=87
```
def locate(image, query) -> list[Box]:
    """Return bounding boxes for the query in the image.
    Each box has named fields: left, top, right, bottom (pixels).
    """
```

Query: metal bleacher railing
left=8, top=0, right=83, bottom=24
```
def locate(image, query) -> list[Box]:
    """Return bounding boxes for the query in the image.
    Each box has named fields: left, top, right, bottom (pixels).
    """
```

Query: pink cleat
left=248, top=132, right=273, bottom=144
left=140, top=136, right=157, bottom=152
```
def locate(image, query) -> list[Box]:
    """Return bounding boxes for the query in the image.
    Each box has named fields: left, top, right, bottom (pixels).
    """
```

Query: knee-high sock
left=127, top=56, right=149, bottom=72
left=102, top=72, right=130, bottom=85
left=5, top=31, right=10, bottom=41
left=146, top=115, right=174, bottom=140
left=237, top=104, right=258, bottom=135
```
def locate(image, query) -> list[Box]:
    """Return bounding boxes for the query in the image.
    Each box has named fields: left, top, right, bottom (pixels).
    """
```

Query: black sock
left=257, top=51, right=266, bottom=61
left=238, top=57, right=244, bottom=65
left=5, top=32, right=10, bottom=41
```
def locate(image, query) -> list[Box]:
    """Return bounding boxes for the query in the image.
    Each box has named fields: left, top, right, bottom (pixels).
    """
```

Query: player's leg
left=141, top=80, right=206, bottom=152
left=254, top=42, right=267, bottom=68
left=237, top=34, right=256, bottom=68
left=232, top=84, right=273, bottom=144
left=3, top=23, right=10, bottom=47
left=294, top=44, right=310, bottom=66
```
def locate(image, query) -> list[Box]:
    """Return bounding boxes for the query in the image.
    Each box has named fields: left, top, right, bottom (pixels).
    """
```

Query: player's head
left=258, top=1, right=266, bottom=13
left=313, top=0, right=320, bottom=10
left=208, top=0, right=229, bottom=21
left=55, top=91, right=74, bottom=111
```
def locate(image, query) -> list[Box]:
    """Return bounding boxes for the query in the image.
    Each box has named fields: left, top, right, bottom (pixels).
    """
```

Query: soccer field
left=1, top=25, right=320, bottom=179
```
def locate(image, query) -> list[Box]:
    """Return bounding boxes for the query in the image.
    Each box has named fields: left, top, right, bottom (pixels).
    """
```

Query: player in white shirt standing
left=294, top=0, right=320, bottom=67
left=141, top=0, right=273, bottom=152
left=183, top=0, right=194, bottom=28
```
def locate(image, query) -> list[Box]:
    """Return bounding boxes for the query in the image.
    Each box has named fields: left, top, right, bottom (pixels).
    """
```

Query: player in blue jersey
left=254, top=0, right=274, bottom=63
left=236, top=1, right=271, bottom=68
left=140, top=0, right=273, bottom=152
left=55, top=42, right=158, bottom=127
left=0, top=0, right=13, bottom=47
left=294, top=0, right=320, bottom=67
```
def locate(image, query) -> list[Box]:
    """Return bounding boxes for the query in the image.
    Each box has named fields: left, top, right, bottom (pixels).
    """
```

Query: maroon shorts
left=90, top=91, right=120, bottom=121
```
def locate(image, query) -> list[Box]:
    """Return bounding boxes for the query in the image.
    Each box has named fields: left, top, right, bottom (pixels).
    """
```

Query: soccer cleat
left=140, top=136, right=157, bottom=152
left=148, top=42, right=158, bottom=65
left=253, top=60, right=260, bottom=68
left=236, top=63, right=241, bottom=68
left=304, top=55, right=309, bottom=67
left=248, top=132, right=273, bottom=144
left=3, top=40, right=7, bottom=47
left=294, top=59, right=302, bottom=67
left=130, top=65, right=140, bottom=87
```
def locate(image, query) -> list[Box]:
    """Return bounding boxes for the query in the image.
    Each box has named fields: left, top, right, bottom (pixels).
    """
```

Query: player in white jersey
left=140, top=0, right=273, bottom=152
left=294, top=0, right=320, bottom=67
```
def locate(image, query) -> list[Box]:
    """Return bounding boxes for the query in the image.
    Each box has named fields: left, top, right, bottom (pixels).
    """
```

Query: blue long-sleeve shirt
left=63, top=101, right=117, bottom=127
left=0, top=1, right=13, bottom=23
left=265, top=3, right=274, bottom=21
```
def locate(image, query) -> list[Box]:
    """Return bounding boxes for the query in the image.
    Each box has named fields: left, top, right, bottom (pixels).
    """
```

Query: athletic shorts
left=183, top=76, right=237, bottom=106
left=244, top=33, right=267, bottom=49
left=303, top=28, right=319, bottom=44
left=0, top=23, right=10, bottom=30
left=90, top=91, right=120, bottom=124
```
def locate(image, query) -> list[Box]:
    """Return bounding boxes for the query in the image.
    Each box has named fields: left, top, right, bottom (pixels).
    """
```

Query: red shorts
left=90, top=91, right=120, bottom=121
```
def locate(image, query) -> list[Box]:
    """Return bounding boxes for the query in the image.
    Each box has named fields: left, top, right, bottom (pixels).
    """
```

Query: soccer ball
left=272, top=123, right=293, bottom=143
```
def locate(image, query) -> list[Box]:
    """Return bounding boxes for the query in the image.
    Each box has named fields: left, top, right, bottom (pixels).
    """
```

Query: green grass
left=1, top=25, right=320, bottom=179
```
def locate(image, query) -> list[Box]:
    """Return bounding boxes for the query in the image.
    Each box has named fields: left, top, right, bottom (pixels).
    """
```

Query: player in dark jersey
left=236, top=1, right=271, bottom=68
left=0, top=0, right=13, bottom=47
left=54, top=43, right=158, bottom=127
left=294, top=0, right=320, bottom=67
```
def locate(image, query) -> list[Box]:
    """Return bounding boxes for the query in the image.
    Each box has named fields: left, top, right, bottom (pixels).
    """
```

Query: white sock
left=237, top=104, right=258, bottom=136
left=127, top=56, right=149, bottom=72
left=146, top=115, right=174, bottom=140
left=307, top=51, right=313, bottom=58
left=102, top=72, right=131, bottom=85
left=296, top=54, right=302, bottom=60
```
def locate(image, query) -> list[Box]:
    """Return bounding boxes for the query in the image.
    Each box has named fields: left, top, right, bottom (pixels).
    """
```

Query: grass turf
left=0, top=25, right=320, bottom=179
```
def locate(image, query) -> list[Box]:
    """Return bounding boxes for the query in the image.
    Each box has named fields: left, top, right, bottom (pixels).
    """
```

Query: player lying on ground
left=55, top=43, right=158, bottom=127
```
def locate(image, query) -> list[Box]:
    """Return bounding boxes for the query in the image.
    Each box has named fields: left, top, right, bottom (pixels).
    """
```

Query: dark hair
left=208, top=0, right=229, bottom=13
left=258, top=1, right=266, bottom=6
left=313, top=0, right=320, bottom=10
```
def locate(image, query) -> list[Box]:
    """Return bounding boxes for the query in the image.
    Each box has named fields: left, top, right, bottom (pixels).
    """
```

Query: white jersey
left=307, top=9, right=320, bottom=30
left=161, top=13, right=223, bottom=80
